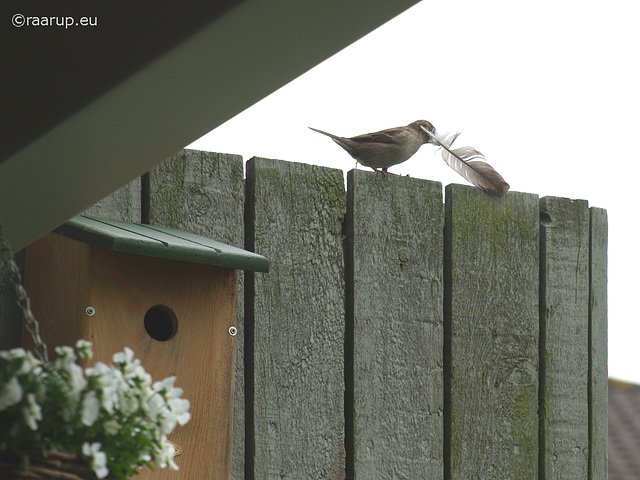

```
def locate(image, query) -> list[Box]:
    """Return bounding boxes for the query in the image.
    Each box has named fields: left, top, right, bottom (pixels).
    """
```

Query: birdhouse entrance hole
left=144, top=305, right=178, bottom=341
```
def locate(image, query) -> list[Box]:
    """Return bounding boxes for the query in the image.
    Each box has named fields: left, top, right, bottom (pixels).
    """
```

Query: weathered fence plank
left=345, top=169, right=444, bottom=479
left=148, top=149, right=247, bottom=480
left=445, top=185, right=540, bottom=480
left=589, top=207, right=608, bottom=479
left=245, top=158, right=346, bottom=479
left=539, top=196, right=590, bottom=479
left=148, top=149, right=245, bottom=246
left=83, top=177, right=141, bottom=222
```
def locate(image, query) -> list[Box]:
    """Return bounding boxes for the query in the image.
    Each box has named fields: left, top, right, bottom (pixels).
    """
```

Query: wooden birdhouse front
left=23, top=215, right=269, bottom=479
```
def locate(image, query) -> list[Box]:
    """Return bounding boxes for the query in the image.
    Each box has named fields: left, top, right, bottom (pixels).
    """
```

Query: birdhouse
left=23, top=215, right=269, bottom=479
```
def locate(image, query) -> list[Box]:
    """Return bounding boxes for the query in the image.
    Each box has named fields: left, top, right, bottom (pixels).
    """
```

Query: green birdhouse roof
left=55, top=215, right=269, bottom=273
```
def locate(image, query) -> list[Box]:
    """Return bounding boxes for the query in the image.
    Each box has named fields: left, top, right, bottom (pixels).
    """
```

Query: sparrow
left=309, top=120, right=437, bottom=174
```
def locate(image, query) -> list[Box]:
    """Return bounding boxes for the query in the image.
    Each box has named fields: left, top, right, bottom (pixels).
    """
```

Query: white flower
left=154, top=438, right=179, bottom=470
left=159, top=410, right=178, bottom=436
left=87, top=363, right=123, bottom=415
left=82, top=442, right=109, bottom=479
left=75, top=339, right=93, bottom=360
left=100, top=387, right=116, bottom=415
left=1, top=341, right=191, bottom=476
left=103, top=419, right=121, bottom=436
left=0, top=347, right=27, bottom=361
left=118, top=391, right=139, bottom=416
left=68, top=363, right=88, bottom=397
left=0, top=348, right=41, bottom=375
left=130, top=364, right=152, bottom=389
left=113, top=347, right=135, bottom=365
left=138, top=451, right=152, bottom=464
left=170, top=398, right=191, bottom=426
left=153, top=376, right=177, bottom=394
left=20, top=352, right=42, bottom=375
left=113, top=348, right=141, bottom=378
left=154, top=377, right=190, bottom=426
left=148, top=377, right=191, bottom=435
left=54, top=347, right=87, bottom=401
left=144, top=391, right=166, bottom=422
left=0, top=376, right=23, bottom=410
left=85, top=361, right=110, bottom=378
left=54, top=345, right=76, bottom=367
left=22, top=393, right=42, bottom=430
left=82, top=390, right=100, bottom=426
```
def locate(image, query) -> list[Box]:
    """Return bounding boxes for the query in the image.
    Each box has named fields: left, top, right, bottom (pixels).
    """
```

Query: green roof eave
left=54, top=215, right=269, bottom=273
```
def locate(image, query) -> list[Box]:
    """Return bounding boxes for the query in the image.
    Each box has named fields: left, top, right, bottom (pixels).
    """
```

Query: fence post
left=245, top=157, right=346, bottom=479
left=148, top=150, right=247, bottom=479
left=589, top=207, right=608, bottom=479
left=445, top=185, right=540, bottom=479
left=345, top=169, right=444, bottom=479
left=539, top=197, right=591, bottom=479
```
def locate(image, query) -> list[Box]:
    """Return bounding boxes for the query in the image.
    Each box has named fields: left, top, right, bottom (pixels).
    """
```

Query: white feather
left=420, top=126, right=510, bottom=197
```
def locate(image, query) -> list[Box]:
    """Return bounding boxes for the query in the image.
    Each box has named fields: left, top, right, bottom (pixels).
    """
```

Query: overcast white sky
left=189, top=0, right=640, bottom=383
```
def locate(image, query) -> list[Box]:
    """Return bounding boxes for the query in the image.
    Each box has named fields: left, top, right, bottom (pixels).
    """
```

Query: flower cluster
left=0, top=341, right=190, bottom=479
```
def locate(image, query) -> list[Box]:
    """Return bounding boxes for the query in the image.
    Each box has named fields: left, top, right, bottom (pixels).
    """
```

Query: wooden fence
left=0, top=149, right=607, bottom=479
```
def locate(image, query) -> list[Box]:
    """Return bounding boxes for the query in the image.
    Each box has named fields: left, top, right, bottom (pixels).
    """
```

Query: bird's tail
left=309, top=127, right=342, bottom=141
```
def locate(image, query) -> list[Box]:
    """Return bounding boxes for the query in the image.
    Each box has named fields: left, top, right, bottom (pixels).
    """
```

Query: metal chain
left=0, top=219, right=49, bottom=363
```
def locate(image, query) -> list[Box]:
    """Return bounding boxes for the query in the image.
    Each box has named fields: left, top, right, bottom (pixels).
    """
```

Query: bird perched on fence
left=309, top=120, right=510, bottom=197
left=309, top=120, right=437, bottom=175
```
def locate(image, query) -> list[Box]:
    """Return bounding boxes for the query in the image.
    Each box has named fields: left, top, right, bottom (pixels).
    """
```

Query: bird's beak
left=420, top=125, right=440, bottom=145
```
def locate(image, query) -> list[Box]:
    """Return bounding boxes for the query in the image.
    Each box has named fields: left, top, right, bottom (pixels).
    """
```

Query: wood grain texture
left=246, top=157, right=346, bottom=480
left=87, top=248, right=238, bottom=480
left=148, top=149, right=247, bottom=480
left=345, top=169, right=444, bottom=479
left=149, top=149, right=244, bottom=247
left=25, top=233, right=238, bottom=479
left=539, top=196, right=590, bottom=480
left=83, top=176, right=141, bottom=222
left=23, top=234, right=90, bottom=354
left=589, top=207, right=608, bottom=479
left=445, top=185, right=539, bottom=480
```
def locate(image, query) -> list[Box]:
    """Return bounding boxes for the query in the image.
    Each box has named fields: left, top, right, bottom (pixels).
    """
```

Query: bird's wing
left=350, top=127, right=406, bottom=144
